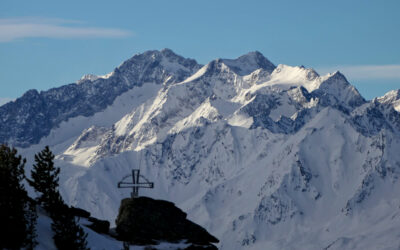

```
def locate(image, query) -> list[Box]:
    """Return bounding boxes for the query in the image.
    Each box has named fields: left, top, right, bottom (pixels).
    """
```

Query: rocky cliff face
left=5, top=49, right=400, bottom=249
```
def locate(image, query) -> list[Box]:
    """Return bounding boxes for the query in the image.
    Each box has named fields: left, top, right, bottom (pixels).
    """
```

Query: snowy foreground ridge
left=3, top=49, right=400, bottom=249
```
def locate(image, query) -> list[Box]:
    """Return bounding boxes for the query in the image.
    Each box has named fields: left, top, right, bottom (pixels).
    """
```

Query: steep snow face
left=263, top=64, right=323, bottom=92
left=7, top=49, right=400, bottom=250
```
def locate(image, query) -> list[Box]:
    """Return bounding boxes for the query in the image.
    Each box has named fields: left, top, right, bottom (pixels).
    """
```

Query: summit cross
left=117, top=169, right=154, bottom=198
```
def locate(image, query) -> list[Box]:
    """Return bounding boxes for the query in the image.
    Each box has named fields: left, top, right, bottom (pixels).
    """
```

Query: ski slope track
left=2, top=49, right=400, bottom=249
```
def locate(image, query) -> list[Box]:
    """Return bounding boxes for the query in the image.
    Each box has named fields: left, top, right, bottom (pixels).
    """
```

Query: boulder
left=115, top=197, right=219, bottom=246
left=86, top=217, right=110, bottom=234
left=68, top=206, right=111, bottom=235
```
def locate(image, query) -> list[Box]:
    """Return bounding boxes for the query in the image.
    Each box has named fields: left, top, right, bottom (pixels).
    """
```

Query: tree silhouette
left=28, top=146, right=89, bottom=249
left=28, top=145, right=60, bottom=211
left=51, top=206, right=89, bottom=250
left=0, top=144, right=37, bottom=249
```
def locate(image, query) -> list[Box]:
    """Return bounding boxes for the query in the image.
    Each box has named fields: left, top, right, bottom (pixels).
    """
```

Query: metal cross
left=117, top=169, right=154, bottom=198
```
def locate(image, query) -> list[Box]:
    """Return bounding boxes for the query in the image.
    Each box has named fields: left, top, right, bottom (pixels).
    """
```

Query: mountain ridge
left=0, top=49, right=202, bottom=147
left=3, top=49, right=400, bottom=249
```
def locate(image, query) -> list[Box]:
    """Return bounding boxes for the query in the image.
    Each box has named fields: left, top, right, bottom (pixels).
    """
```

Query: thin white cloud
left=317, top=65, right=400, bottom=80
left=0, top=17, right=132, bottom=42
left=0, top=97, right=14, bottom=106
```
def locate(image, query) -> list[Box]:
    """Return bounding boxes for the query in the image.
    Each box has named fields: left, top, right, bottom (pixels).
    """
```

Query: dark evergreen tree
left=0, top=144, right=37, bottom=249
left=51, top=208, right=89, bottom=250
left=28, top=146, right=89, bottom=249
left=28, top=145, right=60, bottom=211
left=49, top=193, right=89, bottom=250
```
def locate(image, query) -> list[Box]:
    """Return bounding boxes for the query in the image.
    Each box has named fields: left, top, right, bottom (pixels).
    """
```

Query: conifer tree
left=48, top=185, right=89, bottom=250
left=49, top=185, right=89, bottom=249
left=28, top=146, right=89, bottom=249
left=51, top=207, right=89, bottom=250
left=28, top=145, right=60, bottom=211
left=0, top=144, right=37, bottom=249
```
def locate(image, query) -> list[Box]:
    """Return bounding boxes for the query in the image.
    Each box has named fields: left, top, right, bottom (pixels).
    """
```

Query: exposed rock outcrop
left=115, top=197, right=219, bottom=248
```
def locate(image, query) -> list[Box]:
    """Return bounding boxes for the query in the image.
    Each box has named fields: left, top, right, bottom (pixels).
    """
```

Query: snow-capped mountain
left=0, top=49, right=201, bottom=147
left=3, top=49, right=400, bottom=249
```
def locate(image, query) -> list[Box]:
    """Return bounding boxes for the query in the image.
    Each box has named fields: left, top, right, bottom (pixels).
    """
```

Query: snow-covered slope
left=35, top=209, right=192, bottom=250
left=6, top=49, right=400, bottom=249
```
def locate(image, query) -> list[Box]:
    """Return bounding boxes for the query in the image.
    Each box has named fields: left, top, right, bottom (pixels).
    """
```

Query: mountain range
left=2, top=49, right=400, bottom=249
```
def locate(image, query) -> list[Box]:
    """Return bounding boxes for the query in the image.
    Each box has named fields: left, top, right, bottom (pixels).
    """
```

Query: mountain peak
left=314, top=70, right=365, bottom=108
left=0, top=49, right=203, bottom=147
left=220, top=51, right=276, bottom=76
left=379, top=89, right=400, bottom=101
left=77, top=74, right=101, bottom=84
left=113, top=49, right=202, bottom=85
left=160, top=48, right=178, bottom=56
left=239, top=50, right=264, bottom=59
left=128, top=48, right=196, bottom=64
left=376, top=89, right=400, bottom=111
left=330, top=70, right=347, bottom=81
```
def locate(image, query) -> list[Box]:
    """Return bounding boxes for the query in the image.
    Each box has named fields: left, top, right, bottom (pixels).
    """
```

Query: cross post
left=117, top=169, right=154, bottom=198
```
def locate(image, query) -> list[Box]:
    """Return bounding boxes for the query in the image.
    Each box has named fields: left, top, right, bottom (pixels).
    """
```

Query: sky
left=1, top=0, right=400, bottom=105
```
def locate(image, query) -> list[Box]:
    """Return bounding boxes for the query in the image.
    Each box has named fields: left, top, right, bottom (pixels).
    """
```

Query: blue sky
left=1, top=0, right=400, bottom=104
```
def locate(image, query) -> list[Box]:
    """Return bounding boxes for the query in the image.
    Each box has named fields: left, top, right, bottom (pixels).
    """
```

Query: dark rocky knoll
left=115, top=197, right=219, bottom=248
